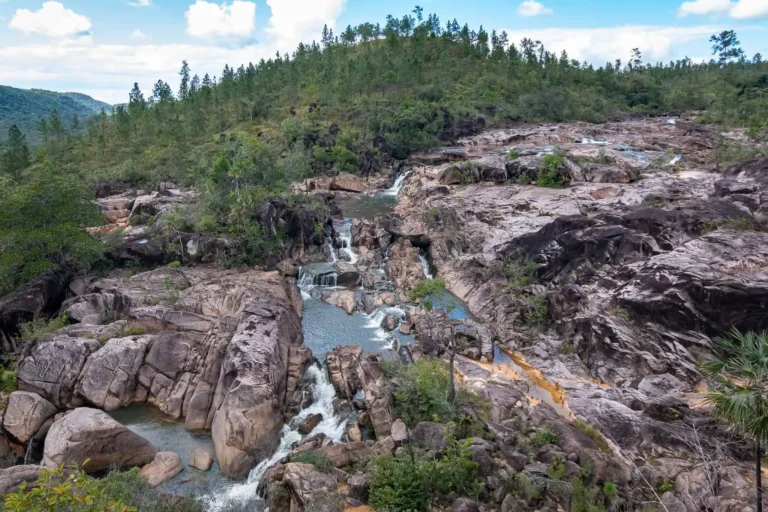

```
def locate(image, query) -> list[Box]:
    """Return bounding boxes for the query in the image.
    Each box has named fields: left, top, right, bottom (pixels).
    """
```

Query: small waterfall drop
left=23, top=440, right=33, bottom=465
left=419, top=253, right=434, bottom=280
left=383, top=170, right=411, bottom=197
left=208, top=365, right=347, bottom=510
left=337, top=219, right=358, bottom=264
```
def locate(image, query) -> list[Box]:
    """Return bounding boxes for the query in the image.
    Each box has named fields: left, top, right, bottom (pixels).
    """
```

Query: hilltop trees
left=0, top=125, right=30, bottom=178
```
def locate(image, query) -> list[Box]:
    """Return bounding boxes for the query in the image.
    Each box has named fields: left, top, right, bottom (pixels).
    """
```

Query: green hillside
left=0, top=85, right=112, bottom=145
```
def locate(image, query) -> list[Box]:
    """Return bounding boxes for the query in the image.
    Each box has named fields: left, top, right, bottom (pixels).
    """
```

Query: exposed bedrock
left=14, top=266, right=306, bottom=478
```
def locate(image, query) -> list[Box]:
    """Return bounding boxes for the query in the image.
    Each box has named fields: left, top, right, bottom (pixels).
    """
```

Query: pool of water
left=107, top=404, right=235, bottom=497
left=338, top=194, right=397, bottom=220
left=303, top=296, right=412, bottom=359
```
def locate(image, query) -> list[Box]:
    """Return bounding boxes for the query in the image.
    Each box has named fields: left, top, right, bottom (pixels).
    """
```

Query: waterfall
left=337, top=219, right=358, bottom=264
left=419, top=254, right=434, bottom=280
left=23, top=440, right=33, bottom=465
left=207, top=365, right=347, bottom=510
left=669, top=155, right=682, bottom=166
left=383, top=170, right=411, bottom=197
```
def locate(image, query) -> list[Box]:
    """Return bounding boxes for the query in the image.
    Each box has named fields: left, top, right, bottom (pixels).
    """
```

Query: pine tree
left=0, top=125, right=30, bottom=178
left=178, top=60, right=191, bottom=101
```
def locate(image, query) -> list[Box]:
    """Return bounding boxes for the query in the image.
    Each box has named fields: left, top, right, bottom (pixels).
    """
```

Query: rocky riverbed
left=0, top=116, right=765, bottom=512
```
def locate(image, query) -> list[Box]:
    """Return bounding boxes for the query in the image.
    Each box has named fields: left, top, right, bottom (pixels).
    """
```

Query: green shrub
left=548, top=456, right=566, bottom=480
left=602, top=481, right=617, bottom=500
left=290, top=451, right=333, bottom=473
left=4, top=465, right=204, bottom=512
left=368, top=455, right=429, bottom=512
left=394, top=359, right=455, bottom=426
left=536, top=154, right=565, bottom=187
left=570, top=479, right=608, bottom=512
left=419, top=436, right=482, bottom=498
left=508, top=149, right=521, bottom=160
left=531, top=427, right=559, bottom=448
left=167, top=261, right=181, bottom=269
left=504, top=259, right=538, bottom=287
left=0, top=369, right=17, bottom=393
left=658, top=476, right=675, bottom=494
left=18, top=315, right=69, bottom=344
left=408, top=278, right=446, bottom=302
left=524, top=295, right=550, bottom=326
left=123, top=327, right=147, bottom=337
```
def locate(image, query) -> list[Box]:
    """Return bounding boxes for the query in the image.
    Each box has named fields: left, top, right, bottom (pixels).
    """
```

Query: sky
left=0, top=0, right=767, bottom=105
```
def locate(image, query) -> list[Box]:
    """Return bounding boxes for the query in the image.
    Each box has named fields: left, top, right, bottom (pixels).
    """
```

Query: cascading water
left=23, top=440, right=33, bottom=465
left=419, top=253, right=434, bottom=280
left=337, top=219, right=358, bottom=264
left=208, top=365, right=347, bottom=510
left=383, top=170, right=411, bottom=197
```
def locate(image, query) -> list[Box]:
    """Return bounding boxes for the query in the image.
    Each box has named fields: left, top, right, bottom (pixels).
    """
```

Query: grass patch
left=603, top=306, right=630, bottom=322
left=573, top=419, right=613, bottom=454
left=290, top=451, right=333, bottom=473
left=508, top=149, right=521, bottom=160
left=18, top=315, right=69, bottom=344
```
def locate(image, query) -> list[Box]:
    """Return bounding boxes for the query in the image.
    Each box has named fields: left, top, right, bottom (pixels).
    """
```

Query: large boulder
left=140, top=451, right=184, bottom=487
left=2, top=391, right=57, bottom=445
left=76, top=336, right=152, bottom=410
left=189, top=448, right=214, bottom=472
left=18, top=336, right=101, bottom=407
left=331, top=173, right=368, bottom=193
left=0, top=465, right=44, bottom=496
left=43, top=407, right=156, bottom=472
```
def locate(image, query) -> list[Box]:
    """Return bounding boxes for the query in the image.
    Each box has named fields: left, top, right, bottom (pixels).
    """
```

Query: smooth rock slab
left=43, top=407, right=156, bottom=473
left=140, top=451, right=183, bottom=487
left=3, top=391, right=57, bottom=444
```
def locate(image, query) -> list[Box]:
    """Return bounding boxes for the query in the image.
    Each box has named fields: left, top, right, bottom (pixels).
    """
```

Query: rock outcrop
left=43, top=407, right=157, bottom=472
left=13, top=266, right=307, bottom=478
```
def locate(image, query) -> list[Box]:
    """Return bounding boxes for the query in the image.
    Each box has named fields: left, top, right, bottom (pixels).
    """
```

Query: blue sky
left=0, top=0, right=766, bottom=104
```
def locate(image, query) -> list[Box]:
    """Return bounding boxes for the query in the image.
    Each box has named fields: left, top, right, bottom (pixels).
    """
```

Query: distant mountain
left=0, top=85, right=113, bottom=145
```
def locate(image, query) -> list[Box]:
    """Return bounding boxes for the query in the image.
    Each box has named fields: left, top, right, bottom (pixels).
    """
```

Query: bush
left=290, top=451, right=333, bottom=473
left=536, top=154, right=565, bottom=187
left=4, top=466, right=204, bottom=512
left=408, top=278, right=446, bottom=302
left=508, top=149, right=521, bottom=160
left=524, top=295, right=550, bottom=326
left=393, top=359, right=455, bottom=426
left=504, top=259, right=538, bottom=287
left=0, top=368, right=17, bottom=393
left=167, top=261, right=181, bottom=269
left=368, top=455, right=429, bottom=512
left=419, top=436, right=482, bottom=498
left=531, top=427, right=559, bottom=448
left=18, top=315, right=69, bottom=344
left=570, top=479, right=608, bottom=512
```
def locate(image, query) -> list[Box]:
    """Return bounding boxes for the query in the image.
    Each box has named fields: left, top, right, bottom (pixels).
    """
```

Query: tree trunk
left=758, top=437, right=763, bottom=512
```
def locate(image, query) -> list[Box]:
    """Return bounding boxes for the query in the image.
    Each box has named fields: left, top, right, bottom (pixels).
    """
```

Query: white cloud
left=678, top=0, right=731, bottom=17
left=127, top=0, right=152, bottom=6
left=679, top=0, right=768, bottom=19
left=730, top=0, right=768, bottom=19
left=518, top=1, right=553, bottom=17
left=130, top=29, right=149, bottom=41
left=505, top=25, right=724, bottom=64
left=9, top=1, right=91, bottom=38
left=185, top=0, right=256, bottom=39
left=265, top=0, right=346, bottom=51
